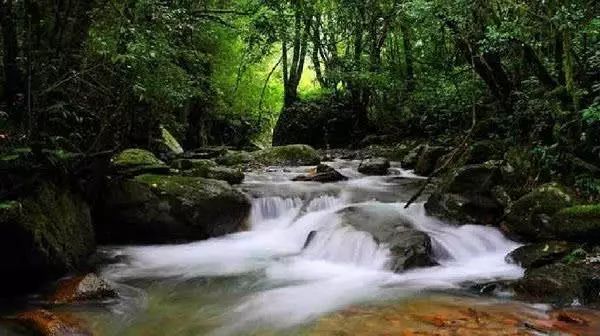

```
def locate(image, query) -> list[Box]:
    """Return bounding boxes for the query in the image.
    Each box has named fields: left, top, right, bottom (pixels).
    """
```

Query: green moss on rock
left=99, top=174, right=251, bottom=244
left=111, top=148, right=170, bottom=176
left=216, top=151, right=253, bottom=166
left=504, top=183, right=573, bottom=241
left=253, top=145, right=320, bottom=166
left=0, top=182, right=95, bottom=294
left=549, top=205, right=600, bottom=242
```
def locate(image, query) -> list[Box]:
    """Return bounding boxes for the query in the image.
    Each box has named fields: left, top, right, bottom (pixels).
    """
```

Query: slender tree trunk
left=0, top=0, right=25, bottom=124
left=401, top=22, right=414, bottom=93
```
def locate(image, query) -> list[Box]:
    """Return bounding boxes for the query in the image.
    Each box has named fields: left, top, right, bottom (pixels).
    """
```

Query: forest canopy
left=0, top=0, right=598, bottom=154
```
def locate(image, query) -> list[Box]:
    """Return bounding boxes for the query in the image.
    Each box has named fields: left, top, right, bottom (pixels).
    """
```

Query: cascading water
left=98, top=160, right=524, bottom=335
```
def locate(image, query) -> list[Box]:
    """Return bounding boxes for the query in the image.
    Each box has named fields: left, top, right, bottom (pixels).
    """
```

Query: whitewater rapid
left=101, top=160, right=523, bottom=334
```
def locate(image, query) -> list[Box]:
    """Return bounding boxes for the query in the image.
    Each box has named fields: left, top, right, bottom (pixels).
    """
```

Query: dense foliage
left=0, top=0, right=598, bottom=164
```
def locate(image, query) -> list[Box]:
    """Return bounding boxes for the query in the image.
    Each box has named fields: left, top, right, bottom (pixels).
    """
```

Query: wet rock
left=414, top=145, right=447, bottom=176
left=504, top=183, right=573, bottom=241
left=181, top=147, right=228, bottom=160
left=514, top=262, right=600, bottom=305
left=507, top=241, right=576, bottom=268
left=253, top=145, right=321, bottom=166
left=10, top=309, right=92, bottom=336
left=99, top=174, right=251, bottom=244
left=293, top=164, right=348, bottom=183
left=358, top=158, right=390, bottom=175
left=425, top=162, right=504, bottom=224
left=401, top=144, right=425, bottom=169
left=549, top=205, right=600, bottom=243
left=49, top=274, right=117, bottom=304
left=0, top=182, right=95, bottom=295
left=111, top=148, right=170, bottom=176
left=338, top=204, right=435, bottom=272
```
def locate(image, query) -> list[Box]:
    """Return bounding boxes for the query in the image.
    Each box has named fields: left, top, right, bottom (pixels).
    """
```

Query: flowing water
left=4, top=160, right=535, bottom=335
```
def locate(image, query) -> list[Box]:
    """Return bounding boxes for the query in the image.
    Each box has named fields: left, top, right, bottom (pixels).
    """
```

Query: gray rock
left=414, top=145, right=447, bottom=176
left=293, top=164, right=348, bottom=183
left=358, top=158, right=390, bottom=175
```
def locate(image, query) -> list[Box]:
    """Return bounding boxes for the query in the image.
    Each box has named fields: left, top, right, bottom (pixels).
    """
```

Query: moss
left=505, top=183, right=573, bottom=240
left=253, top=145, right=320, bottom=166
left=134, top=174, right=232, bottom=200
left=550, top=205, right=600, bottom=242
left=367, top=144, right=412, bottom=161
left=159, top=126, right=184, bottom=154
left=112, top=148, right=165, bottom=168
left=216, top=151, right=253, bottom=166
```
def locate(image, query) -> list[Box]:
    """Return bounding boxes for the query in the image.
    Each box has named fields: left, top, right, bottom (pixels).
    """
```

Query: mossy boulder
left=99, top=174, right=251, bottom=244
left=358, top=158, right=390, bottom=175
left=111, top=148, right=170, bottom=176
left=171, top=158, right=217, bottom=171
left=425, top=162, right=504, bottom=224
left=504, top=183, right=573, bottom=241
left=184, top=166, right=245, bottom=185
left=215, top=150, right=253, bottom=166
left=465, top=140, right=506, bottom=164
left=401, top=144, right=425, bottom=169
left=253, top=145, right=320, bottom=166
left=549, top=205, right=600, bottom=243
left=514, top=262, right=600, bottom=305
left=507, top=241, right=576, bottom=269
left=0, top=182, right=95, bottom=294
left=414, top=145, right=447, bottom=176
left=157, top=125, right=184, bottom=155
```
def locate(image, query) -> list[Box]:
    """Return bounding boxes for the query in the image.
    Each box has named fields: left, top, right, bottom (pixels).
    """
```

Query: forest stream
left=4, top=160, right=598, bottom=336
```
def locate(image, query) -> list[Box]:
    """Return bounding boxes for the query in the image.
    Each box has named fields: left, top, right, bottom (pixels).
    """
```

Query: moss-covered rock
left=414, top=145, right=447, bottom=176
left=424, top=162, right=504, bottom=225
left=99, top=174, right=251, bottom=244
left=158, top=125, right=184, bottom=155
left=215, top=150, right=253, bottom=166
left=549, top=205, right=600, bottom=242
left=514, top=262, right=600, bottom=305
left=465, top=140, right=506, bottom=164
left=184, top=166, right=245, bottom=185
left=171, top=158, right=217, bottom=171
left=507, top=241, right=576, bottom=269
left=401, top=144, right=425, bottom=169
left=358, top=158, right=390, bottom=175
left=0, top=182, right=95, bottom=294
left=111, top=148, right=170, bottom=176
left=253, top=145, right=320, bottom=166
left=504, top=183, right=573, bottom=241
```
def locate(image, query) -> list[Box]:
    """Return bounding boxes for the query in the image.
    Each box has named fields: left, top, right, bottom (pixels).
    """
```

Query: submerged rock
left=9, top=309, right=92, bottom=336
left=504, top=183, right=573, bottom=241
left=293, top=164, right=348, bottom=183
left=338, top=204, right=435, bottom=272
left=99, top=174, right=251, bottom=244
left=358, top=158, right=390, bottom=175
left=111, top=148, right=170, bottom=176
left=549, top=205, right=600, bottom=243
left=0, top=182, right=95, bottom=294
left=49, top=274, right=117, bottom=304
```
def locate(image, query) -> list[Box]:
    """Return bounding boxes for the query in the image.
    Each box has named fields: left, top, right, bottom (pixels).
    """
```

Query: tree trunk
left=401, top=22, right=414, bottom=93
left=0, top=0, right=25, bottom=124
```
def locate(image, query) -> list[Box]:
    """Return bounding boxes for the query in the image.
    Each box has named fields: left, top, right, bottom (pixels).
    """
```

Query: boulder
left=549, top=205, right=600, bottom=243
left=504, top=183, right=573, bottom=241
left=338, top=204, right=436, bottom=272
left=99, top=174, right=251, bottom=244
left=195, top=166, right=245, bottom=185
left=49, top=273, right=117, bottom=304
left=293, top=164, right=348, bottom=183
left=507, top=241, right=576, bottom=268
left=0, top=182, right=95, bottom=294
left=215, top=150, right=253, bottom=166
left=514, top=262, right=600, bottom=305
left=170, top=158, right=216, bottom=171
left=253, top=145, right=320, bottom=166
left=401, top=144, right=425, bottom=169
left=425, top=162, right=504, bottom=224
left=156, top=125, right=184, bottom=156
left=414, top=145, right=447, bottom=176
left=111, top=148, right=170, bottom=176
left=358, top=158, right=390, bottom=175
